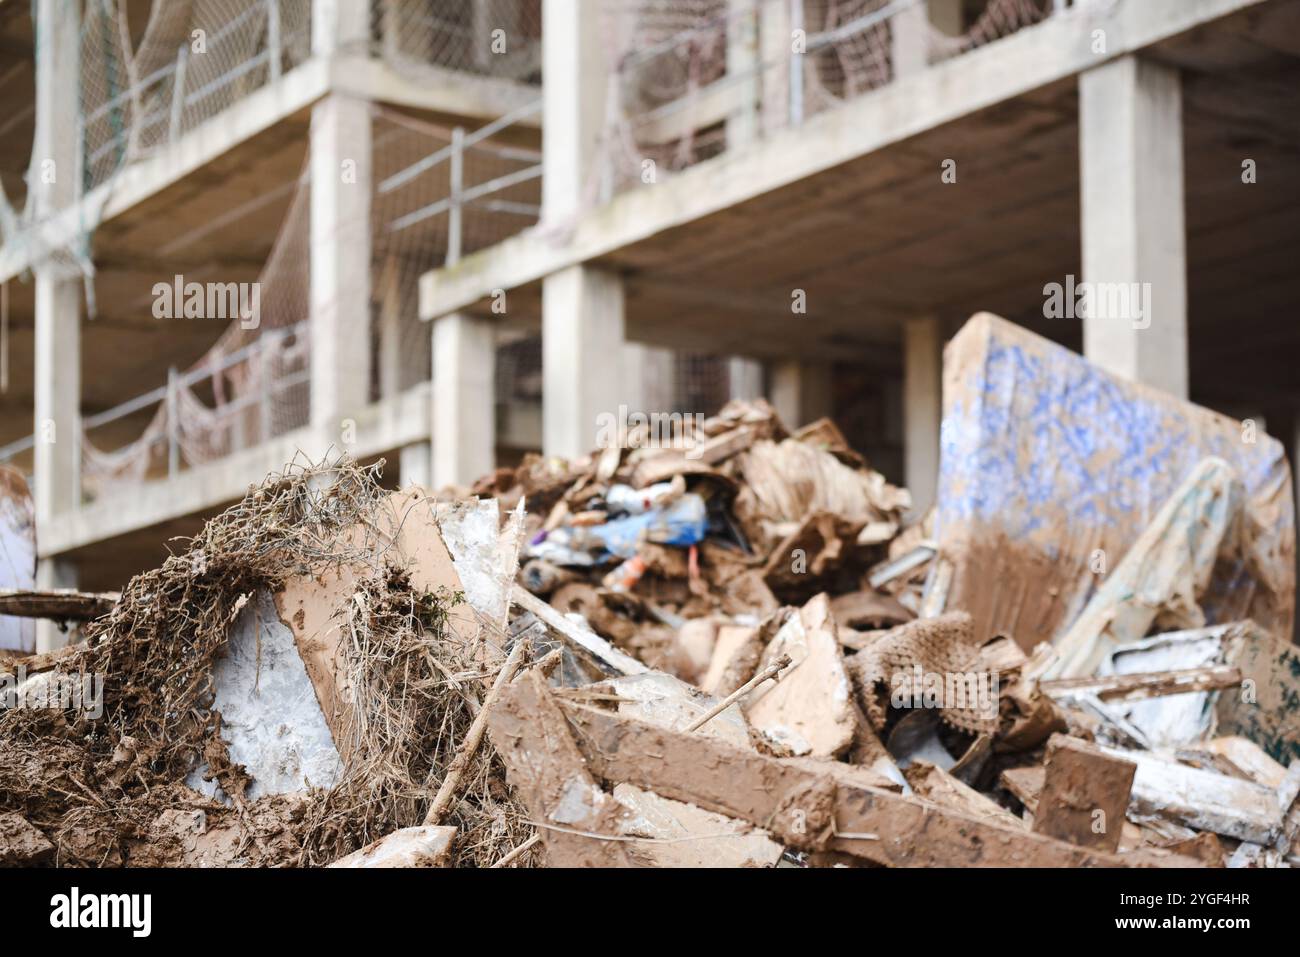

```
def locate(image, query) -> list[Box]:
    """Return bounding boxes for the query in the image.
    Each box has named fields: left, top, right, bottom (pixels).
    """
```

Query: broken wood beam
left=511, top=584, right=647, bottom=676
left=544, top=692, right=1200, bottom=867
left=483, top=669, right=635, bottom=866
left=1039, top=666, right=1242, bottom=703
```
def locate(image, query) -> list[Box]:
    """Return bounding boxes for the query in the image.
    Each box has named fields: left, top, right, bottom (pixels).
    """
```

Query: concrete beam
left=903, top=316, right=941, bottom=515
left=332, top=56, right=541, bottom=122
left=420, top=0, right=1264, bottom=322
left=309, top=94, right=372, bottom=439
left=39, top=385, right=433, bottom=558
left=1079, top=55, right=1188, bottom=397
left=1, top=53, right=538, bottom=285
left=542, top=265, right=631, bottom=458
left=432, top=313, right=496, bottom=488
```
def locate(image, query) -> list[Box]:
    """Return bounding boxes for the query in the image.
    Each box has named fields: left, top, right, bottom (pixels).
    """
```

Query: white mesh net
left=366, top=0, right=543, bottom=82
left=80, top=98, right=544, bottom=498
left=599, top=0, right=1055, bottom=194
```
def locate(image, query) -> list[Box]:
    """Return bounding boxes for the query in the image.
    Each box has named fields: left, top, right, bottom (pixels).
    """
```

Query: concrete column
left=312, top=0, right=370, bottom=56
left=35, top=558, right=77, bottom=653
left=377, top=256, right=403, bottom=398
left=309, top=94, right=372, bottom=442
left=892, top=0, right=963, bottom=79
left=33, top=274, right=80, bottom=528
left=399, top=441, right=432, bottom=490
left=903, top=316, right=942, bottom=516
left=542, top=0, right=608, bottom=219
left=33, top=0, right=80, bottom=217
left=543, top=265, right=631, bottom=458
left=727, top=0, right=760, bottom=148
left=770, top=359, right=832, bottom=428
left=1079, top=55, right=1188, bottom=398
left=32, top=0, right=82, bottom=535
left=759, top=0, right=792, bottom=133
left=625, top=344, right=676, bottom=414
left=728, top=357, right=764, bottom=402
left=432, top=313, right=495, bottom=488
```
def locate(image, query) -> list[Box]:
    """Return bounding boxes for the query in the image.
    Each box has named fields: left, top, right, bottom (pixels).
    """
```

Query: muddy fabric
left=850, top=612, right=997, bottom=735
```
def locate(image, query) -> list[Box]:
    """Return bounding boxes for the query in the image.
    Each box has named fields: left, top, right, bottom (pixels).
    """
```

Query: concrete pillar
left=33, top=0, right=80, bottom=217
left=728, top=357, right=764, bottom=402
left=727, top=0, right=760, bottom=148
left=892, top=0, right=963, bottom=78
left=542, top=0, right=608, bottom=219
left=543, top=265, right=633, bottom=458
left=32, top=0, right=82, bottom=537
left=35, top=558, right=77, bottom=653
left=770, top=359, right=832, bottom=428
left=1079, top=55, right=1188, bottom=398
left=312, top=0, right=370, bottom=56
left=377, top=256, right=403, bottom=398
left=903, top=317, right=942, bottom=516
left=432, top=313, right=495, bottom=488
left=759, top=0, right=792, bottom=133
left=309, top=94, right=372, bottom=443
left=399, top=441, right=432, bottom=490
left=33, top=274, right=80, bottom=528
left=625, top=345, right=676, bottom=414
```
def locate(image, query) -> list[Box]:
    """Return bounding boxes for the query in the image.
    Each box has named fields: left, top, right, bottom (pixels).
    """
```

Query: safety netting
left=599, top=0, right=1056, bottom=195
left=365, top=0, right=544, bottom=83
left=80, top=100, right=545, bottom=498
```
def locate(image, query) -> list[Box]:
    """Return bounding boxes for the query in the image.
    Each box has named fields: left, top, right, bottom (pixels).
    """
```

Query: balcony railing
left=79, top=0, right=313, bottom=193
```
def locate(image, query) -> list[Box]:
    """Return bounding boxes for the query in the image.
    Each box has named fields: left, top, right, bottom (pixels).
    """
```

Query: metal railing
left=605, top=0, right=1065, bottom=194
left=0, top=322, right=309, bottom=488
left=378, top=98, right=544, bottom=261
left=80, top=0, right=310, bottom=192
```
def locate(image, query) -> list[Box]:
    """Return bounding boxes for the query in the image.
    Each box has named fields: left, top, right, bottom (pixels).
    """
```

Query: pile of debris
left=1, top=314, right=1297, bottom=868
left=471, top=397, right=922, bottom=685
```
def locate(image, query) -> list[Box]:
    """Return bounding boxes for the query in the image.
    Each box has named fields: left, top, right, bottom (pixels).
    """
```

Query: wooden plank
left=552, top=694, right=1200, bottom=867
left=484, top=670, right=635, bottom=867
left=1040, top=666, right=1242, bottom=703
left=0, top=588, right=119, bottom=621
left=511, top=584, right=648, bottom=676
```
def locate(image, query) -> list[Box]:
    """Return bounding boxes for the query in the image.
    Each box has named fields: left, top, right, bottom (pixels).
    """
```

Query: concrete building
left=2, top=0, right=1298, bottom=649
